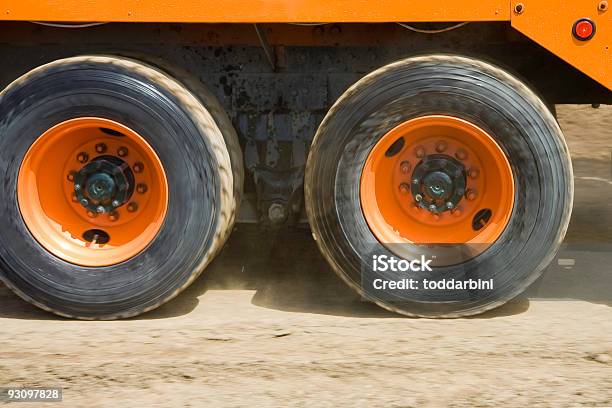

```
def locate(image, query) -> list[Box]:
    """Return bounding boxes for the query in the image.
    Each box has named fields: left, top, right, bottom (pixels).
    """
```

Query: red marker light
left=573, top=18, right=596, bottom=41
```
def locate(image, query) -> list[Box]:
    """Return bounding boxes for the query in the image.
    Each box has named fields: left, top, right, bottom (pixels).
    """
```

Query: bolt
left=80, top=198, right=89, bottom=206
left=133, top=162, right=144, bottom=173
left=109, top=211, right=119, bottom=221
left=415, top=146, right=426, bottom=159
left=127, top=202, right=138, bottom=212
left=77, top=152, right=89, bottom=163
left=466, top=189, right=478, bottom=201
left=136, top=183, right=148, bottom=194
left=468, top=168, right=480, bottom=179
left=74, top=183, right=82, bottom=191
left=112, top=200, right=121, bottom=208
left=400, top=161, right=411, bottom=174
left=446, top=202, right=454, bottom=210
left=415, top=194, right=423, bottom=202
left=514, top=2, right=524, bottom=14
left=429, top=204, right=437, bottom=213
left=598, top=0, right=608, bottom=11
left=86, top=210, right=97, bottom=218
left=268, top=203, right=287, bottom=224
left=435, top=141, right=448, bottom=153
left=117, top=146, right=129, bottom=157
left=455, top=149, right=468, bottom=161
left=95, top=143, right=108, bottom=154
left=96, top=205, right=105, bottom=214
left=399, top=183, right=410, bottom=194
left=67, top=171, right=76, bottom=182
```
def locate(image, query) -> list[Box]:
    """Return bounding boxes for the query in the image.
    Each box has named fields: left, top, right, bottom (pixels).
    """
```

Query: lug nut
left=415, top=146, right=426, bottom=158
left=435, top=141, right=448, bottom=153
left=109, top=211, right=119, bottom=221
left=80, top=198, right=89, bottom=206
left=112, top=200, right=121, bottom=208
left=400, top=161, right=411, bottom=174
left=77, top=152, right=89, bottom=163
left=468, top=168, right=480, bottom=179
left=446, top=202, right=454, bottom=210
left=95, top=143, right=108, bottom=154
left=429, top=204, right=437, bottom=212
left=74, top=183, right=82, bottom=191
left=117, top=147, right=129, bottom=157
left=133, top=162, right=144, bottom=173
left=399, top=183, right=410, bottom=195
left=86, top=210, right=97, bottom=218
left=127, top=202, right=138, bottom=213
left=67, top=171, right=76, bottom=182
left=466, top=189, right=478, bottom=201
left=455, top=149, right=468, bottom=161
left=96, top=205, right=105, bottom=214
left=136, top=183, right=148, bottom=194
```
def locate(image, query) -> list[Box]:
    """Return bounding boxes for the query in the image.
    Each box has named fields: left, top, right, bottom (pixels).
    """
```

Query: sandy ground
left=1, top=105, right=611, bottom=407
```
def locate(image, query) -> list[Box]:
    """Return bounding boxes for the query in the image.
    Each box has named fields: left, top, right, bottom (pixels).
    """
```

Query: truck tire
left=0, top=55, right=242, bottom=319
left=305, top=54, right=573, bottom=318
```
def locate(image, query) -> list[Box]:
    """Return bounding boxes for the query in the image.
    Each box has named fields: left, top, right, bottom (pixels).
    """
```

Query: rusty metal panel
left=2, top=0, right=509, bottom=23
left=511, top=0, right=611, bottom=90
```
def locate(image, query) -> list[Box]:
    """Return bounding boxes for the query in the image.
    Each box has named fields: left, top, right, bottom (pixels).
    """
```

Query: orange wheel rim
left=18, top=117, right=169, bottom=267
left=360, top=115, right=514, bottom=251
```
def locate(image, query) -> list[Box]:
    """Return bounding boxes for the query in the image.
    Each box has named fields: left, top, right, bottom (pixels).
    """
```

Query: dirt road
left=1, top=105, right=611, bottom=407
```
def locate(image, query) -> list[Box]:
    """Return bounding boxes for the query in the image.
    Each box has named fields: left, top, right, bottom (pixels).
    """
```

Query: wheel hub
left=411, top=154, right=466, bottom=214
left=74, top=156, right=135, bottom=214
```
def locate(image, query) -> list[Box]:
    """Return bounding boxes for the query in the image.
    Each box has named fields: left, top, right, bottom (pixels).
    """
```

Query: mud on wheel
left=0, top=55, right=242, bottom=319
left=305, top=54, right=573, bottom=318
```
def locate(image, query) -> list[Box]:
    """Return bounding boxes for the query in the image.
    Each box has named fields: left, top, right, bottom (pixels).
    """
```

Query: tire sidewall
left=0, top=58, right=224, bottom=318
left=306, top=55, right=572, bottom=317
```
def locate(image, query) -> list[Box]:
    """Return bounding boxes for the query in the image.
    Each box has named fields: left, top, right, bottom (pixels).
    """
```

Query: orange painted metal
left=18, top=118, right=168, bottom=267
left=2, top=0, right=509, bottom=22
left=511, top=0, right=611, bottom=90
left=0, top=1, right=608, bottom=90
left=360, top=115, right=514, bottom=247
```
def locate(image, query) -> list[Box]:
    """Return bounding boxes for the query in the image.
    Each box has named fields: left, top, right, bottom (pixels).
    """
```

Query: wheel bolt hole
left=127, top=202, right=138, bottom=212
left=385, top=137, right=405, bottom=157
left=472, top=209, right=492, bottom=231
left=82, top=229, right=110, bottom=244
left=99, top=128, right=125, bottom=137
left=133, top=162, right=144, bottom=173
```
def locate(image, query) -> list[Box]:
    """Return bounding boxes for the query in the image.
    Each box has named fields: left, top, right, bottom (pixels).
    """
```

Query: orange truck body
left=1, top=0, right=610, bottom=90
